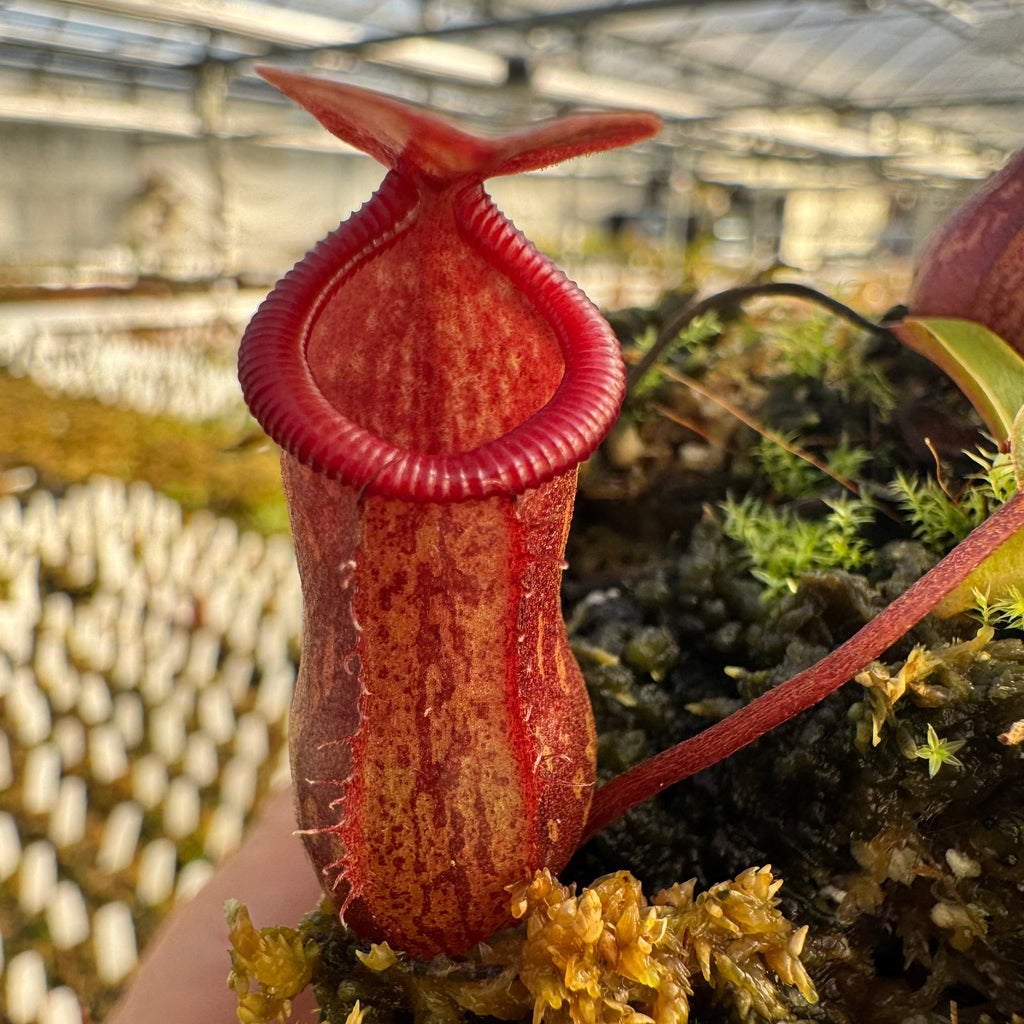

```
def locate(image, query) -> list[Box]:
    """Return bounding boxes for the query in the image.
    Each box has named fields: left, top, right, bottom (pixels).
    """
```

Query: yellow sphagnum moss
left=226, top=898, right=315, bottom=1024
left=854, top=626, right=993, bottom=749
left=508, top=866, right=817, bottom=1024
left=228, top=867, right=816, bottom=1024
left=657, top=866, right=817, bottom=1020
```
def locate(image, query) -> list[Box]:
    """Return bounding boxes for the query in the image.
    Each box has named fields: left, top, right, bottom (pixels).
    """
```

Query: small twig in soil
left=656, top=366, right=863, bottom=499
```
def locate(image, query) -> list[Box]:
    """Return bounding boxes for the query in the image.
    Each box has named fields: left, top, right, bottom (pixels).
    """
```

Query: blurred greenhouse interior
left=2, top=1, right=1024, bottom=1021
left=6, top=0, right=1024, bottom=298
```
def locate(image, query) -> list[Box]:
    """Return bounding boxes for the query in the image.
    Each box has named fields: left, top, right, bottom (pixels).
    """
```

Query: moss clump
left=720, top=493, right=875, bottom=599
left=228, top=868, right=816, bottom=1024
left=227, top=898, right=317, bottom=1023
left=851, top=625, right=994, bottom=751
left=512, top=866, right=816, bottom=1024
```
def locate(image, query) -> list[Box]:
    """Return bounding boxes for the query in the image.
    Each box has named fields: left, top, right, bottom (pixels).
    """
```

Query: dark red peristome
left=907, top=148, right=1024, bottom=352
left=237, top=68, right=660, bottom=956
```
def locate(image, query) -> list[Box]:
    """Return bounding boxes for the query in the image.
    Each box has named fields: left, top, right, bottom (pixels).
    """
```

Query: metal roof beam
left=58, top=0, right=362, bottom=47
left=255, top=0, right=804, bottom=62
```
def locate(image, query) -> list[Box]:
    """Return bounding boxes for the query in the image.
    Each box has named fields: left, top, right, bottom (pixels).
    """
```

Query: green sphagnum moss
left=720, top=493, right=874, bottom=599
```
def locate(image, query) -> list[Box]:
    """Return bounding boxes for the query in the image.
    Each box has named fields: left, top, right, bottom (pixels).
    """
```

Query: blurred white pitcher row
left=0, top=292, right=263, bottom=422
left=0, top=475, right=301, bottom=1024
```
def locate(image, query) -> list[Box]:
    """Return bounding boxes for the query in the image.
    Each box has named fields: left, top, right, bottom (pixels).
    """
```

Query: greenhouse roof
left=3, top=0, right=1024, bottom=187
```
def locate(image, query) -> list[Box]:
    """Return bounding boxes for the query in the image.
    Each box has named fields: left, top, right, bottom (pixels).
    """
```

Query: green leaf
left=892, top=317, right=1024, bottom=440
left=1012, top=404, right=1024, bottom=491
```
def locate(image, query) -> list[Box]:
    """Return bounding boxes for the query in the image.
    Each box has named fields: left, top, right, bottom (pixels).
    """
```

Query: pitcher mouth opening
left=238, top=199, right=625, bottom=504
